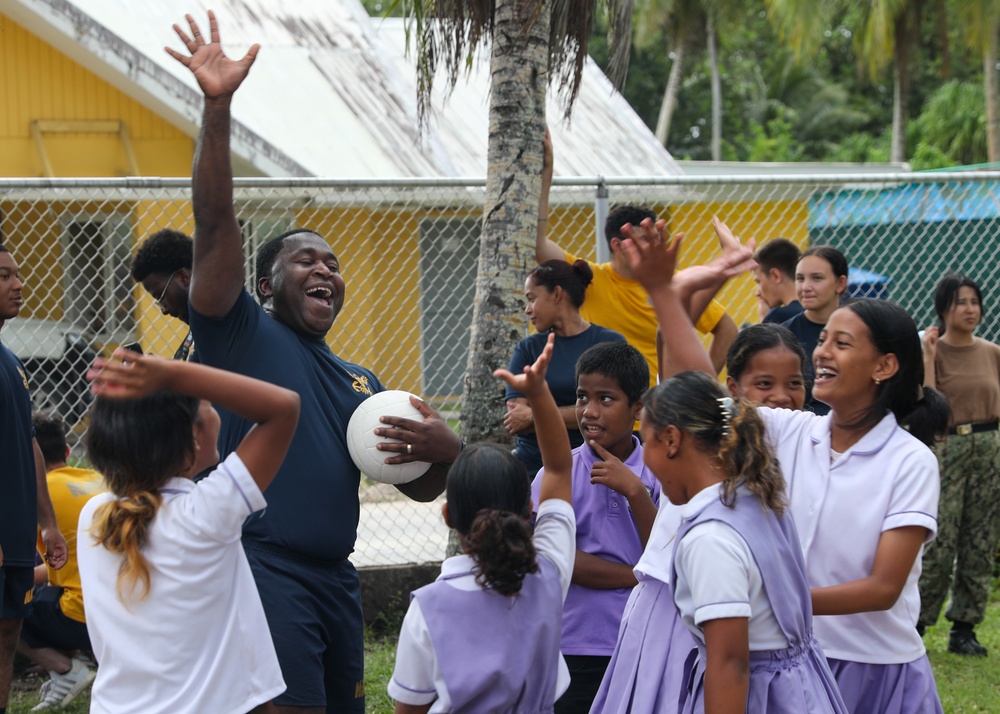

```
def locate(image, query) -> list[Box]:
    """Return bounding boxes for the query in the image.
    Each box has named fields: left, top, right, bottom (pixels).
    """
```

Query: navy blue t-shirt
left=189, top=291, right=384, bottom=562
left=505, top=324, right=625, bottom=477
left=781, top=311, right=829, bottom=416
left=763, top=300, right=803, bottom=324
left=0, top=341, right=37, bottom=566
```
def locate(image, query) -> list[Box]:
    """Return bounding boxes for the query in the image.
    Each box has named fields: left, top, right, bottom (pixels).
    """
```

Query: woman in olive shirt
left=917, top=274, right=1000, bottom=657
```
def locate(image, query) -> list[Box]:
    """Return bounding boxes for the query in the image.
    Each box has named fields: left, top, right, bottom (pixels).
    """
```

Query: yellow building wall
left=0, top=13, right=193, bottom=178
left=669, top=199, right=810, bottom=328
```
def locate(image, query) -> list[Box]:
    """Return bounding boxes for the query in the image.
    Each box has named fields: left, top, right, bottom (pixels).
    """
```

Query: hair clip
left=717, top=396, right=735, bottom=436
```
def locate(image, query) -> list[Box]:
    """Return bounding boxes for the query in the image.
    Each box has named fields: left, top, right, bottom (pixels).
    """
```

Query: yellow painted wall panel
left=0, top=14, right=193, bottom=177
left=669, top=199, right=810, bottom=328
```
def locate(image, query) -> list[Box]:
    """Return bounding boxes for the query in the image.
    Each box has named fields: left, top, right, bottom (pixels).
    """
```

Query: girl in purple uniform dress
left=591, top=323, right=810, bottom=714
left=389, top=335, right=577, bottom=714
left=641, top=371, right=847, bottom=714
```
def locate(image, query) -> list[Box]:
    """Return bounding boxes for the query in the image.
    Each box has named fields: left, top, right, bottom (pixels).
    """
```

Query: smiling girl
left=782, top=246, right=849, bottom=415
left=622, top=224, right=950, bottom=714
left=725, top=323, right=807, bottom=411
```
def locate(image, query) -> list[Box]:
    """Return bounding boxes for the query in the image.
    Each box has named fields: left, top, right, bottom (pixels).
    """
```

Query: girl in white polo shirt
left=621, top=224, right=950, bottom=714
left=78, top=349, right=300, bottom=714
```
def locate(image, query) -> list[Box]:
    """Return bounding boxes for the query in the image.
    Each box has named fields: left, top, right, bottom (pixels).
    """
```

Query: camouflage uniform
left=918, top=429, right=1000, bottom=628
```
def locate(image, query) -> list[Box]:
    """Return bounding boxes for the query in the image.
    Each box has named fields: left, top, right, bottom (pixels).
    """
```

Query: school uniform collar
left=679, top=481, right=733, bottom=522
left=579, top=435, right=643, bottom=470
left=809, top=410, right=899, bottom=458
left=438, top=554, right=477, bottom=581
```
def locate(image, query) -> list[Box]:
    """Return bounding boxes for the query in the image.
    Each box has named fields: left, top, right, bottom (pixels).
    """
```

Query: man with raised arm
left=535, top=135, right=738, bottom=380
left=166, top=13, right=461, bottom=713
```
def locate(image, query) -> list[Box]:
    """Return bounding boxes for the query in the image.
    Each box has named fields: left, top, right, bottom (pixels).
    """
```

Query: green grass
left=361, top=597, right=1000, bottom=713
left=10, top=595, right=998, bottom=713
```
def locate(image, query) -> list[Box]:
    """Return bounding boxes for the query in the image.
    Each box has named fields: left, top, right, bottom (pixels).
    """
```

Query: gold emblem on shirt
left=17, top=366, right=29, bottom=390
left=351, top=374, right=374, bottom=396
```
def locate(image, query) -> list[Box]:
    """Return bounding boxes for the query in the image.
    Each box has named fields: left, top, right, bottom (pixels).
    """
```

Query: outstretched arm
left=622, top=220, right=754, bottom=377
left=166, top=11, right=259, bottom=318
left=496, top=334, right=572, bottom=504
left=620, top=222, right=714, bottom=376
left=708, top=313, right=738, bottom=375
left=535, top=129, right=564, bottom=264
left=89, top=349, right=300, bottom=493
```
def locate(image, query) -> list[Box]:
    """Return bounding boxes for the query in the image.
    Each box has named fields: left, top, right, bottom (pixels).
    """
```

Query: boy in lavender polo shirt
left=531, top=342, right=660, bottom=713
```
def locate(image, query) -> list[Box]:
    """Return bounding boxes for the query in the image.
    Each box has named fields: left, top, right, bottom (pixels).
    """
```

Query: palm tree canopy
left=390, top=0, right=635, bottom=124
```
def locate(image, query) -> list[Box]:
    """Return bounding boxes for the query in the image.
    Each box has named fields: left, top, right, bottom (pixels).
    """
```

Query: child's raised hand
left=494, top=333, right=554, bottom=399
left=619, top=218, right=682, bottom=294
left=87, top=348, right=173, bottom=399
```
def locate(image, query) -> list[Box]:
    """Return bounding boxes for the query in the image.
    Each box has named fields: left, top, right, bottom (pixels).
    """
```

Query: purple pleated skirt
left=680, top=636, right=849, bottom=714
left=589, top=577, right=696, bottom=714
left=827, top=656, right=943, bottom=714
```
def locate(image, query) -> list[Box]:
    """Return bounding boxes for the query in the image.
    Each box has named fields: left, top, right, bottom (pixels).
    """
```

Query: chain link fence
left=2, top=172, right=998, bottom=566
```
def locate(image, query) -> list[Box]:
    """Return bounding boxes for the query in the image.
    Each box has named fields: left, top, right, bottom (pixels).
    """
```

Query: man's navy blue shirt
left=0, top=341, right=37, bottom=566
left=189, top=291, right=384, bottom=562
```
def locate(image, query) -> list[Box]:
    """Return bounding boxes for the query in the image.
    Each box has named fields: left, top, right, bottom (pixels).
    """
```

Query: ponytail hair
left=842, top=299, right=951, bottom=447
left=644, top=371, right=786, bottom=514
left=527, top=259, right=594, bottom=308
left=85, top=391, right=199, bottom=602
left=89, top=492, right=163, bottom=601
left=446, top=443, right=538, bottom=596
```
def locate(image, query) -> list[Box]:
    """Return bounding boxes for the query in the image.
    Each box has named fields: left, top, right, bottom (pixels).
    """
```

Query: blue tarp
left=847, top=267, right=890, bottom=300
left=810, top=181, right=1000, bottom=228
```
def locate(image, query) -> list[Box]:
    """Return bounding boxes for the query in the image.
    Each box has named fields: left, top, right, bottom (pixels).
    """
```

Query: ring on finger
left=406, top=443, right=413, bottom=455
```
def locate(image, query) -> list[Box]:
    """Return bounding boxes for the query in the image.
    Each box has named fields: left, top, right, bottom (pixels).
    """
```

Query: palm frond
left=764, top=0, right=838, bottom=59
left=398, top=0, right=635, bottom=127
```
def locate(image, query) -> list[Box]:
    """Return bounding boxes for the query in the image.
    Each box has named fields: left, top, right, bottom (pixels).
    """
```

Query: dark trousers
left=554, top=654, right=612, bottom=714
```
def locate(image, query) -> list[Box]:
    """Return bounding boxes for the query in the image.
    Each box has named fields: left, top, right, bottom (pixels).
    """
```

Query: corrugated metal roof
left=3, top=0, right=681, bottom=178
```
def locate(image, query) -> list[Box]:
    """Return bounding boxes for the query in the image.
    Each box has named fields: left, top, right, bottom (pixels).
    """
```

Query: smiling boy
left=530, top=342, right=660, bottom=713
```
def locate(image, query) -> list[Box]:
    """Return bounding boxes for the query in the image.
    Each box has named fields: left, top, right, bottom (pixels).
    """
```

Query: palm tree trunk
left=937, top=0, right=952, bottom=80
left=890, top=21, right=911, bottom=164
left=985, top=32, right=1000, bottom=163
left=707, top=13, right=722, bottom=161
left=655, top=34, right=686, bottom=146
left=459, top=0, right=550, bottom=444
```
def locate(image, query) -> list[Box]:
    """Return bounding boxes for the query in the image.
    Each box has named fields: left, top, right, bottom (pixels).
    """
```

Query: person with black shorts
left=0, top=245, right=68, bottom=714
left=166, top=13, right=462, bottom=713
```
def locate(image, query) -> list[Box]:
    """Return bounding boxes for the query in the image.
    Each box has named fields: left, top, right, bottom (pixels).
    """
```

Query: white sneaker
left=31, top=657, right=96, bottom=710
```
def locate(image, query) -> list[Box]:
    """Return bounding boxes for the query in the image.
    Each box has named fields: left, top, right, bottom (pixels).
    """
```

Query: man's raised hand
left=166, top=10, right=259, bottom=100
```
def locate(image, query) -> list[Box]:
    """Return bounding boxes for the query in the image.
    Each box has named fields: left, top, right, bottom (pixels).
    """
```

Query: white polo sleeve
left=675, top=521, right=753, bottom=625
left=532, top=499, right=577, bottom=599
left=178, top=452, right=267, bottom=543
left=884, top=444, right=939, bottom=542
left=387, top=599, right=442, bottom=707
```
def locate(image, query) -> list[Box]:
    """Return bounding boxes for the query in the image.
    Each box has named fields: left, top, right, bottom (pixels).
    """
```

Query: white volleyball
left=347, top=390, right=431, bottom=485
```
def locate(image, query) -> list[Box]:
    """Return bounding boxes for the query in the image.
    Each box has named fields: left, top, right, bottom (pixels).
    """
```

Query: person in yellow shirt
left=535, top=137, right=737, bottom=385
left=17, top=413, right=104, bottom=710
